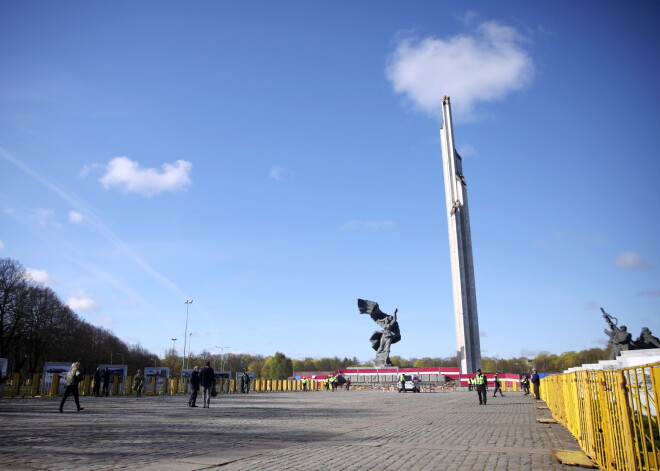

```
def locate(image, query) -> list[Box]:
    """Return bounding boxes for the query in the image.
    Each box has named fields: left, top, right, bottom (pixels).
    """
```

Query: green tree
left=262, top=352, right=292, bottom=379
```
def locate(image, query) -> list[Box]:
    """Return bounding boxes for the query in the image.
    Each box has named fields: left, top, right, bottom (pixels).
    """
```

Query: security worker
left=521, top=375, right=530, bottom=395
left=492, top=372, right=504, bottom=397
left=475, top=369, right=487, bottom=405
left=399, top=373, right=406, bottom=393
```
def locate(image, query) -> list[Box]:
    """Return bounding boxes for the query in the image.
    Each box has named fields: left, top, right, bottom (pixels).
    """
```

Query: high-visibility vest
left=493, top=374, right=499, bottom=382
left=399, top=374, right=405, bottom=381
left=475, top=374, right=486, bottom=385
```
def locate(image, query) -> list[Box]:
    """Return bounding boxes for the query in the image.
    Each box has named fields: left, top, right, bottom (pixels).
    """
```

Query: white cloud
left=0, top=239, right=4, bottom=250
left=341, top=220, right=396, bottom=230
left=26, top=268, right=53, bottom=285
left=269, top=166, right=293, bottom=181
left=637, top=289, right=660, bottom=297
left=77, top=163, right=102, bottom=179
left=66, top=291, right=100, bottom=313
left=614, top=252, right=651, bottom=270
left=68, top=210, right=84, bottom=223
left=386, top=21, right=534, bottom=120
left=99, top=156, right=192, bottom=196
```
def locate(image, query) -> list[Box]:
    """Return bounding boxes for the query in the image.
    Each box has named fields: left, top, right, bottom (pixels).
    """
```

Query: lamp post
left=183, top=300, right=193, bottom=370
left=152, top=358, right=158, bottom=367
left=171, top=338, right=177, bottom=357
left=214, top=346, right=231, bottom=372
left=110, top=352, right=113, bottom=365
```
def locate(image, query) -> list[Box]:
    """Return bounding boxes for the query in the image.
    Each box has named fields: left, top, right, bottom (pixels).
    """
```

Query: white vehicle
left=399, top=375, right=421, bottom=393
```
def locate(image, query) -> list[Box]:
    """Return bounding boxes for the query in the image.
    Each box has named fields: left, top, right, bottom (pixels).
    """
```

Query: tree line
left=0, top=258, right=156, bottom=375
left=1, top=257, right=608, bottom=379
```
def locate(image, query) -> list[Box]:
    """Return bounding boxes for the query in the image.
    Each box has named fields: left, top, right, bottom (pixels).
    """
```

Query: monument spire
left=439, top=96, right=482, bottom=374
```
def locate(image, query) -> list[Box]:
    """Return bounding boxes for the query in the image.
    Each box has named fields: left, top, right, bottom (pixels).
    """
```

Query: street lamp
left=171, top=338, right=177, bottom=356
left=183, top=300, right=193, bottom=369
left=152, top=358, right=158, bottom=367
left=215, top=346, right=231, bottom=372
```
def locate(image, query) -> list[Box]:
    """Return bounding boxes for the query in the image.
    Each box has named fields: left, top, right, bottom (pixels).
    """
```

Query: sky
left=1, top=1, right=658, bottom=365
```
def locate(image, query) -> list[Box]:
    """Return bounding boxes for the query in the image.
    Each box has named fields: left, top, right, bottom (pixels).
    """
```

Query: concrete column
left=440, top=96, right=482, bottom=374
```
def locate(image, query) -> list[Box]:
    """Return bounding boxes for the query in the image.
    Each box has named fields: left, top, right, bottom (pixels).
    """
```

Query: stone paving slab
left=0, top=390, right=585, bottom=470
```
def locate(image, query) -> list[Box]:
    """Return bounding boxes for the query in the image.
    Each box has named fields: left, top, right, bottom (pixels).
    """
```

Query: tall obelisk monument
left=439, top=96, right=482, bottom=374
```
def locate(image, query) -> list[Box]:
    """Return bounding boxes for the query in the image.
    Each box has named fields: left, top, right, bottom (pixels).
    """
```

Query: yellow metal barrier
left=542, top=362, right=659, bottom=471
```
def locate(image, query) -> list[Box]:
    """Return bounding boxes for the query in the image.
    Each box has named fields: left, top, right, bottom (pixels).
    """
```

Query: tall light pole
left=183, top=300, right=193, bottom=370
left=171, top=338, right=177, bottom=357
left=215, top=346, right=231, bottom=372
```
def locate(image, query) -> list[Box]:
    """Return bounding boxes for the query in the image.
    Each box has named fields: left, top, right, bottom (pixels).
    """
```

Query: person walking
left=92, top=367, right=102, bottom=397
left=475, top=369, right=487, bottom=405
left=244, top=373, right=251, bottom=394
left=521, top=375, right=530, bottom=395
left=59, top=362, right=84, bottom=412
left=188, top=366, right=200, bottom=407
left=101, top=368, right=110, bottom=397
left=200, top=361, right=215, bottom=408
left=531, top=369, right=541, bottom=399
left=133, top=369, right=144, bottom=399
left=399, top=373, right=406, bottom=393
left=492, top=372, right=504, bottom=397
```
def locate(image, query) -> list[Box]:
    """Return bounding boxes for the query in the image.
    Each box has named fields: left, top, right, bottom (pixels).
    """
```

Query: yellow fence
left=542, top=362, right=659, bottom=471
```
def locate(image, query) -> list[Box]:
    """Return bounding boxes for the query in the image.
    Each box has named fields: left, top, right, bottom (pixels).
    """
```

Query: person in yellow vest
left=467, top=377, right=473, bottom=391
left=492, top=371, right=504, bottom=397
left=399, top=373, right=406, bottom=393
left=521, top=375, right=530, bottom=395
left=475, top=369, right=487, bottom=405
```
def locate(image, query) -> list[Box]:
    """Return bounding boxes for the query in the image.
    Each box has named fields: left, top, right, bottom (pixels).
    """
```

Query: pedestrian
left=475, top=369, right=487, bottom=405
left=59, top=362, right=84, bottom=413
left=244, top=373, right=251, bottom=394
left=467, top=377, right=473, bottom=391
left=492, top=372, right=504, bottom=397
left=345, top=378, right=351, bottom=391
left=102, top=368, right=110, bottom=397
left=531, top=369, right=541, bottom=399
left=188, top=366, right=200, bottom=407
left=521, top=375, right=530, bottom=395
left=302, top=378, right=308, bottom=392
left=200, top=361, right=215, bottom=408
left=92, top=367, right=102, bottom=397
left=133, top=369, right=144, bottom=399
left=399, top=373, right=406, bottom=393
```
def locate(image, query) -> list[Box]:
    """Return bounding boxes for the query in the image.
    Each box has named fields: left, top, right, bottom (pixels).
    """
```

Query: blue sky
left=1, top=1, right=658, bottom=363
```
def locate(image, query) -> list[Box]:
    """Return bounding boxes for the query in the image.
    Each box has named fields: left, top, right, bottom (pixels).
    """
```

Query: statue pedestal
left=564, top=348, right=660, bottom=373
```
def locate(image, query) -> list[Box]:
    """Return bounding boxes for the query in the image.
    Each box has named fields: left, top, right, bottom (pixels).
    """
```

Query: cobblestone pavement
left=0, top=389, right=585, bottom=470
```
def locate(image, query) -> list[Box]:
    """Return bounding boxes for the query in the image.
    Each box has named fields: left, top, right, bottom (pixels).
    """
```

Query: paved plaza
left=0, top=389, right=586, bottom=470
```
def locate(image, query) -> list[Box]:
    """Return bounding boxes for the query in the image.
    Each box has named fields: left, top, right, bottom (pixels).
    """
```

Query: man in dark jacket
left=199, top=361, right=215, bottom=408
left=188, top=366, right=200, bottom=407
left=531, top=370, right=541, bottom=399
left=92, top=367, right=102, bottom=397
left=102, top=368, right=111, bottom=397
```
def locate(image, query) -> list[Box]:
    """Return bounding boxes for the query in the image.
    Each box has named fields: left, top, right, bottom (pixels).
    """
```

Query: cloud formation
left=26, top=268, right=53, bottom=285
left=614, top=252, right=651, bottom=270
left=269, top=166, right=293, bottom=181
left=341, top=220, right=396, bottom=230
left=637, top=289, right=660, bottom=297
left=66, top=291, right=100, bottom=313
left=386, top=21, right=534, bottom=120
left=99, top=157, right=192, bottom=196
left=68, top=210, right=84, bottom=223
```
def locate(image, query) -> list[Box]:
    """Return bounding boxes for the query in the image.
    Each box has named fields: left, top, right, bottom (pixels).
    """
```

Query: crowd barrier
left=0, top=374, right=328, bottom=397
left=542, top=362, right=659, bottom=471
